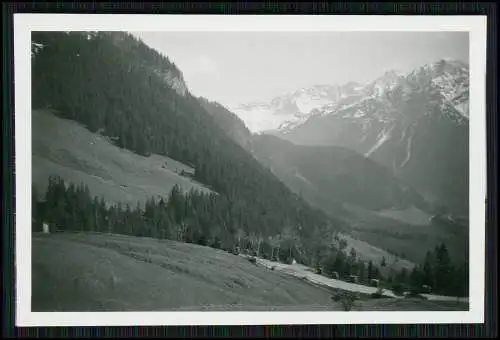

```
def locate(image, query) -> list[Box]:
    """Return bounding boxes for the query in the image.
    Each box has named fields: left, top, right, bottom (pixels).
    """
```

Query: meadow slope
left=32, top=109, right=212, bottom=207
left=32, top=232, right=468, bottom=312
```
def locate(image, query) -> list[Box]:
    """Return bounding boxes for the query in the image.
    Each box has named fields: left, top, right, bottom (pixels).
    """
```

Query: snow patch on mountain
left=400, top=128, right=414, bottom=168
left=400, top=127, right=407, bottom=142
left=230, top=83, right=365, bottom=133
left=365, top=125, right=394, bottom=157
left=432, top=73, right=469, bottom=119
left=232, top=59, right=469, bottom=136
left=352, top=110, right=366, bottom=119
left=294, top=170, right=314, bottom=187
left=232, top=105, right=289, bottom=133
left=367, top=70, right=405, bottom=98
left=295, top=96, right=331, bottom=114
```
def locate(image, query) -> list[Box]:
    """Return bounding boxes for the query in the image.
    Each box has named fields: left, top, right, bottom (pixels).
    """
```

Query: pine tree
left=434, top=242, right=453, bottom=294
left=99, top=197, right=108, bottom=233
left=93, top=196, right=101, bottom=232
left=343, top=261, right=352, bottom=278
left=453, top=261, right=469, bottom=297
left=397, top=268, right=409, bottom=286
left=333, top=251, right=346, bottom=277
left=349, top=247, right=357, bottom=263
left=66, top=182, right=78, bottom=230
left=368, top=260, right=374, bottom=281
left=358, top=261, right=366, bottom=283
left=323, top=255, right=338, bottom=278
left=422, top=250, right=434, bottom=288
left=409, top=265, right=422, bottom=290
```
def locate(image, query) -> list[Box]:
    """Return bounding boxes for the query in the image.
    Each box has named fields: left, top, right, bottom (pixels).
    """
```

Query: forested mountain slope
left=252, top=134, right=430, bottom=213
left=31, top=31, right=343, bottom=262
left=198, top=97, right=254, bottom=152
left=197, top=96, right=468, bottom=266
left=270, top=61, right=469, bottom=216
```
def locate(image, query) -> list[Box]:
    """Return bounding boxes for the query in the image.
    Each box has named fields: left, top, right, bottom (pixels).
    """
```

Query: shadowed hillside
left=252, top=134, right=430, bottom=213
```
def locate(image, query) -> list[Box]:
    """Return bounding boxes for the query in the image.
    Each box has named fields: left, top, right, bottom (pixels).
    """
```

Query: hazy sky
left=132, top=31, right=469, bottom=108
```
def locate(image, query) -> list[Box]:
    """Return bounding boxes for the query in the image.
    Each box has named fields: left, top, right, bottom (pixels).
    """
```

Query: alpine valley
left=223, top=59, right=469, bottom=263
left=30, top=32, right=469, bottom=312
left=232, top=59, right=469, bottom=219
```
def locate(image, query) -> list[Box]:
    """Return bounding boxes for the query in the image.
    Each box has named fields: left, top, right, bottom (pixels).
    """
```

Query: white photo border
left=14, top=14, right=487, bottom=326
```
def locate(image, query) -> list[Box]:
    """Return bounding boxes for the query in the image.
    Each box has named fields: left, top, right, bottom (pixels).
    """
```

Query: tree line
left=32, top=176, right=384, bottom=283
left=33, top=176, right=468, bottom=297
left=399, top=243, right=468, bottom=297
left=33, top=176, right=328, bottom=264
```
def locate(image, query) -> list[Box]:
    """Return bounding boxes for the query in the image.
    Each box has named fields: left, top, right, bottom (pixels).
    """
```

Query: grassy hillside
left=31, top=232, right=335, bottom=311
left=377, top=205, right=433, bottom=225
left=32, top=109, right=212, bottom=207
left=32, top=232, right=467, bottom=311
left=336, top=233, right=415, bottom=274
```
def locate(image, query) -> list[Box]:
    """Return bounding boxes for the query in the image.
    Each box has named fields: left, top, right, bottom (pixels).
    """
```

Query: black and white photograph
left=15, top=14, right=487, bottom=326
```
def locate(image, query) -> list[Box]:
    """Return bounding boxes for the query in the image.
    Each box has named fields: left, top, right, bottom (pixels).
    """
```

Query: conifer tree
left=368, top=260, right=374, bottom=281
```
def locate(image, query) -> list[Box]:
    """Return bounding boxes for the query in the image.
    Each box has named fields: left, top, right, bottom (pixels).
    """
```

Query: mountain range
left=232, top=59, right=469, bottom=216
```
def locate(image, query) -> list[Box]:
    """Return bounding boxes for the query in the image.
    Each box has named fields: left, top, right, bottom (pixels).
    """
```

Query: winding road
left=245, top=255, right=468, bottom=303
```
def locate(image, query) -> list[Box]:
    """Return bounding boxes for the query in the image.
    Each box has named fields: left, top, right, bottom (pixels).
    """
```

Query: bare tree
left=235, top=228, right=245, bottom=246
left=248, top=232, right=261, bottom=255
left=276, top=236, right=281, bottom=261
left=282, top=225, right=302, bottom=263
left=268, top=234, right=281, bottom=260
left=256, top=235, right=263, bottom=257
left=177, top=222, right=187, bottom=242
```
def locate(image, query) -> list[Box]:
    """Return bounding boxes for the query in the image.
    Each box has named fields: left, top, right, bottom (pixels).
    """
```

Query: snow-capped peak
left=230, top=82, right=367, bottom=133
left=231, top=59, right=469, bottom=133
left=366, top=69, right=405, bottom=98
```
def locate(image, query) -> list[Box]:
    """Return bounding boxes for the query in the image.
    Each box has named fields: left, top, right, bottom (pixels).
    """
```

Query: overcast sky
left=131, top=31, right=469, bottom=108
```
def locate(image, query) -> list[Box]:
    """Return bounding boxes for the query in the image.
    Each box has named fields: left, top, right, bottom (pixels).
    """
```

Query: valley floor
left=32, top=232, right=468, bottom=312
